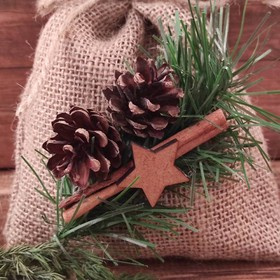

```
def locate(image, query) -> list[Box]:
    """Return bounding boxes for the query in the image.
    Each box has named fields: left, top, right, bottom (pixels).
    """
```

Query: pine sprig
left=0, top=241, right=155, bottom=280
left=0, top=241, right=119, bottom=280
left=149, top=0, right=280, bottom=202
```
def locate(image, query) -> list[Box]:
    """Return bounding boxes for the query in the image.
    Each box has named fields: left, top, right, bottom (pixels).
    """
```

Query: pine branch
left=151, top=0, right=280, bottom=198
left=0, top=241, right=155, bottom=280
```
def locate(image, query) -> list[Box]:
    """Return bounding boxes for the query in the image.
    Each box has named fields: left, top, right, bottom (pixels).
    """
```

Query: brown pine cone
left=43, top=107, right=123, bottom=189
left=103, top=57, right=183, bottom=139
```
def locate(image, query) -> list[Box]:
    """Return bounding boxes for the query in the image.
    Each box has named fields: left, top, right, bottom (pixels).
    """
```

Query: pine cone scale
left=70, top=107, right=93, bottom=128
left=72, top=161, right=89, bottom=188
left=127, top=119, right=148, bottom=130
left=74, top=128, right=90, bottom=143
left=108, top=98, right=125, bottom=113
left=52, top=121, right=76, bottom=141
left=92, top=130, right=108, bottom=148
left=140, top=98, right=160, bottom=112
left=87, top=156, right=101, bottom=172
left=128, top=102, right=145, bottom=115
left=135, top=57, right=154, bottom=83
left=43, top=140, right=67, bottom=154
left=150, top=117, right=169, bottom=130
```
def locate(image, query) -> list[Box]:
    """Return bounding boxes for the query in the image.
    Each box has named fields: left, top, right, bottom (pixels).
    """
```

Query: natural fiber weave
left=5, top=0, right=280, bottom=261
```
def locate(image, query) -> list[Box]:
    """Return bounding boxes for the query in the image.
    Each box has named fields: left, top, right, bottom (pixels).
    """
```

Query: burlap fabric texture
left=5, top=0, right=280, bottom=261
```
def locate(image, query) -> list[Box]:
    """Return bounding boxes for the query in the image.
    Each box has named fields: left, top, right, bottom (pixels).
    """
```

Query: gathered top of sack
left=36, top=0, right=280, bottom=17
left=36, top=0, right=235, bottom=17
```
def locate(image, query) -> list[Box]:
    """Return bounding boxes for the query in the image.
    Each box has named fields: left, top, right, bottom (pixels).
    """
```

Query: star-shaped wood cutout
left=119, top=140, right=189, bottom=207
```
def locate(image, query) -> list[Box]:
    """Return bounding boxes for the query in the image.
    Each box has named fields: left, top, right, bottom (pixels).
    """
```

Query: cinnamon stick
left=153, top=109, right=228, bottom=157
left=62, top=109, right=228, bottom=223
left=59, top=161, right=133, bottom=209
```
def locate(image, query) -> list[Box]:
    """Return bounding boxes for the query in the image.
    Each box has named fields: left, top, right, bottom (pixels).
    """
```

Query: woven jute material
left=5, top=0, right=280, bottom=261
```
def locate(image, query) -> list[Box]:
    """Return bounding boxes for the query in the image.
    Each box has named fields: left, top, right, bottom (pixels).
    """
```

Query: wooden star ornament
left=119, top=141, right=189, bottom=207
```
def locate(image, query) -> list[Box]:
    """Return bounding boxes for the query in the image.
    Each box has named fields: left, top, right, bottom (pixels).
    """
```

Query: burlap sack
left=5, top=0, right=280, bottom=261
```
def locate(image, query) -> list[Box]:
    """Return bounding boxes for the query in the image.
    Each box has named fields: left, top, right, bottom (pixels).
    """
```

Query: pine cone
left=103, top=57, right=183, bottom=139
left=43, top=107, right=123, bottom=188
